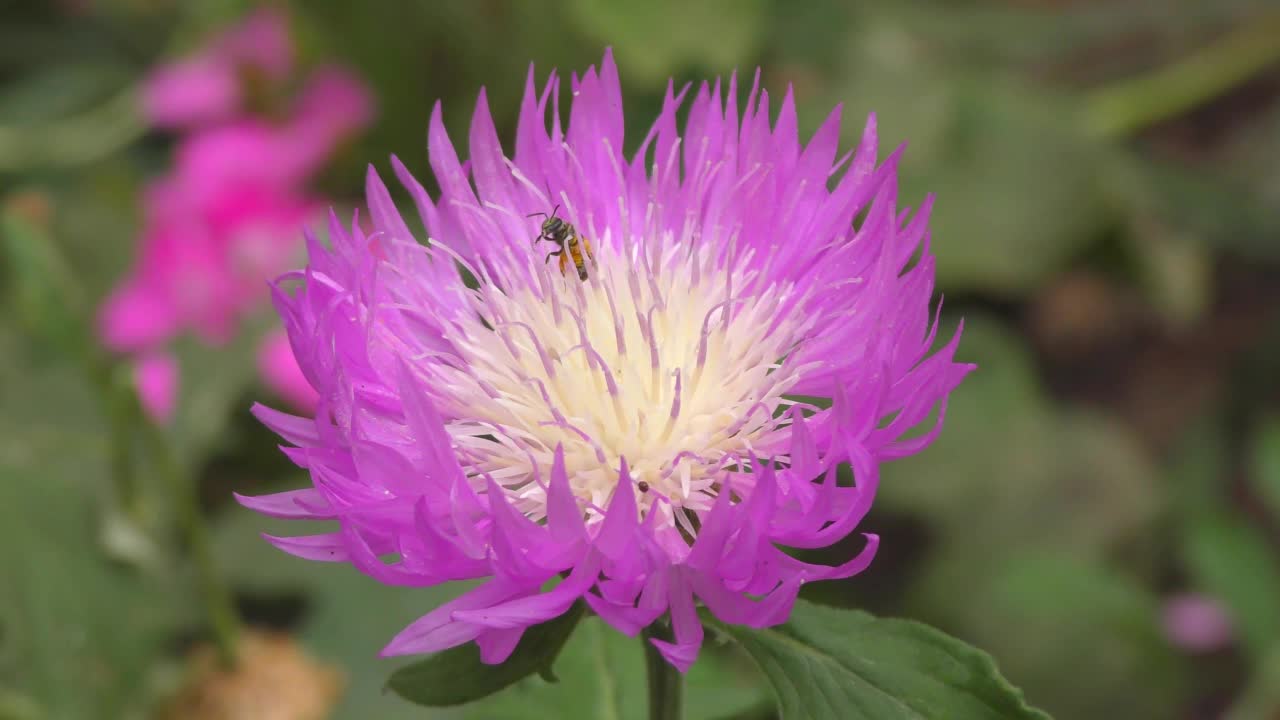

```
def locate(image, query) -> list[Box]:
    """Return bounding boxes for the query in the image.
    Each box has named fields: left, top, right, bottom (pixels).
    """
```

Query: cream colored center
left=434, top=240, right=810, bottom=523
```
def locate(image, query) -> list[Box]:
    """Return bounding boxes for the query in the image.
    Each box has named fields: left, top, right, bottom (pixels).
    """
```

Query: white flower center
left=428, top=235, right=814, bottom=528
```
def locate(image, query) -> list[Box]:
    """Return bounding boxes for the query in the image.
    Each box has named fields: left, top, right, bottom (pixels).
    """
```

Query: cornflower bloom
left=242, top=51, right=972, bottom=670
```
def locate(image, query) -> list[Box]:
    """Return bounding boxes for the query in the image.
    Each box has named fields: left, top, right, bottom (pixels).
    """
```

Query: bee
left=529, top=205, right=595, bottom=281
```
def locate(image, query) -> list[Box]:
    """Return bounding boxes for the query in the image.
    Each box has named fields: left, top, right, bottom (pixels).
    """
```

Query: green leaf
left=880, top=316, right=1160, bottom=554
left=707, top=600, right=1049, bottom=720
left=386, top=602, right=587, bottom=707
left=568, top=0, right=766, bottom=83
left=1225, top=642, right=1280, bottom=720
left=876, top=317, right=1176, bottom=717
left=954, top=550, right=1186, bottom=720
left=1186, top=514, right=1280, bottom=658
left=1253, top=414, right=1280, bottom=521
left=0, top=195, right=89, bottom=357
left=462, top=617, right=765, bottom=720
left=0, top=327, right=184, bottom=718
left=833, top=21, right=1110, bottom=296
left=0, top=61, right=128, bottom=124
left=168, top=325, right=268, bottom=464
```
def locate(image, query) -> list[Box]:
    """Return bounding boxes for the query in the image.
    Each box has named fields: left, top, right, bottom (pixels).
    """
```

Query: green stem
left=103, top=367, right=145, bottom=523
left=142, top=421, right=241, bottom=667
left=641, top=624, right=683, bottom=720
left=1083, top=10, right=1280, bottom=139
left=0, top=86, right=145, bottom=172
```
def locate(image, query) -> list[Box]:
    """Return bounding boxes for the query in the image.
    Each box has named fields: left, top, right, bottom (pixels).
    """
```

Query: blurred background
left=2, top=1, right=1279, bottom=718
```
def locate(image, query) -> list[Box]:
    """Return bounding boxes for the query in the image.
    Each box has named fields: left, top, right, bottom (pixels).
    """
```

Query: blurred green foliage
left=2, top=0, right=1280, bottom=718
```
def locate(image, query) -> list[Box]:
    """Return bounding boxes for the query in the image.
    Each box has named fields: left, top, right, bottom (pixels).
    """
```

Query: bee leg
left=544, top=250, right=561, bottom=265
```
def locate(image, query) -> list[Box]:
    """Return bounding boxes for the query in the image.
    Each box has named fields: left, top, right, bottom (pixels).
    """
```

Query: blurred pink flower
left=134, top=352, right=178, bottom=424
left=141, top=58, right=241, bottom=129
left=257, top=330, right=318, bottom=413
left=141, top=8, right=293, bottom=128
left=213, top=7, right=293, bottom=79
left=106, top=6, right=373, bottom=419
left=284, top=67, right=376, bottom=170
left=1162, top=592, right=1233, bottom=652
left=100, top=177, right=315, bottom=350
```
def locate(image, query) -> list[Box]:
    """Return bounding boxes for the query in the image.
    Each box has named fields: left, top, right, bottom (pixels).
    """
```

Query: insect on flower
left=238, top=50, right=974, bottom=673
left=530, top=205, right=595, bottom=280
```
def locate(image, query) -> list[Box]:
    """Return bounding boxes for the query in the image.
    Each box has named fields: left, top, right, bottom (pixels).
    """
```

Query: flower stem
left=1083, top=10, right=1280, bottom=139
left=105, top=369, right=145, bottom=523
left=142, top=421, right=241, bottom=667
left=641, top=624, right=683, bottom=720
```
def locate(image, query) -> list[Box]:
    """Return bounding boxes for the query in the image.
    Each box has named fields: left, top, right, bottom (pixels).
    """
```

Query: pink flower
left=134, top=351, right=178, bottom=424
left=106, top=7, right=374, bottom=425
left=287, top=67, right=376, bottom=159
left=100, top=174, right=315, bottom=350
left=258, top=330, right=319, bottom=413
left=141, top=8, right=293, bottom=128
left=241, top=51, right=972, bottom=671
left=1162, top=592, right=1233, bottom=652
left=141, top=58, right=242, bottom=130
left=103, top=38, right=374, bottom=352
left=212, top=7, right=293, bottom=80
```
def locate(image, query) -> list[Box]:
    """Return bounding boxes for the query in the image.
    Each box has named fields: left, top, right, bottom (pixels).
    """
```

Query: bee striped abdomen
left=559, top=233, right=593, bottom=281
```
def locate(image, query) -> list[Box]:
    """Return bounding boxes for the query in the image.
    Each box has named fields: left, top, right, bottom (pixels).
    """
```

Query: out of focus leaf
left=0, top=194, right=88, bottom=357
left=1166, top=416, right=1230, bottom=523
left=0, top=326, right=183, bottom=719
left=168, top=326, right=267, bottom=464
left=48, top=172, right=144, bottom=305
left=1185, top=514, right=1280, bottom=659
left=1253, top=414, right=1280, bottom=522
left=0, top=687, right=44, bottom=720
left=1225, top=642, right=1280, bottom=720
left=833, top=20, right=1111, bottom=295
left=881, top=316, right=1160, bottom=552
left=387, top=603, right=586, bottom=708
left=213, top=511, right=465, bottom=719
left=891, top=0, right=1274, bottom=69
left=1218, top=95, right=1280, bottom=223
left=960, top=550, right=1185, bottom=720
left=569, top=0, right=766, bottom=83
left=708, top=600, right=1049, bottom=720
left=469, top=617, right=765, bottom=720
left=0, top=62, right=128, bottom=124
left=1105, top=152, right=1280, bottom=264
left=879, top=316, right=1171, bottom=717
left=1127, top=216, right=1212, bottom=327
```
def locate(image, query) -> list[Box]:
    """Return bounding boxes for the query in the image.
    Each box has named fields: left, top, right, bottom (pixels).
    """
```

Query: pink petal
left=134, top=351, right=178, bottom=424
left=258, top=330, right=319, bottom=413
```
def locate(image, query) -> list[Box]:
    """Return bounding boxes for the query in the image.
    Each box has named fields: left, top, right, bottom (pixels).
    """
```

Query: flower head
left=1162, top=592, right=1233, bottom=653
left=100, top=11, right=372, bottom=359
left=241, top=51, right=973, bottom=670
left=141, top=8, right=293, bottom=128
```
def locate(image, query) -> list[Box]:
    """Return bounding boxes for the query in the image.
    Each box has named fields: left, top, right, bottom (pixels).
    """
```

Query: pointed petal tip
left=649, top=638, right=698, bottom=673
